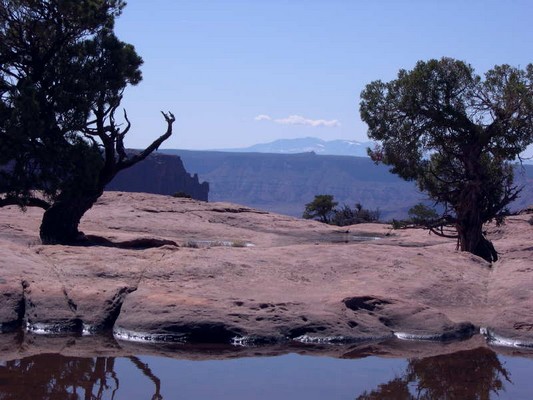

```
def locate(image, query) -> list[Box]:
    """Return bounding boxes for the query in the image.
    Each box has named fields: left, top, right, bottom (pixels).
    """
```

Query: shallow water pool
left=1, top=346, right=532, bottom=399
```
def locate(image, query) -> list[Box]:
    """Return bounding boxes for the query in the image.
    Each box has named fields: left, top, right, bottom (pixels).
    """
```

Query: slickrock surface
left=1, top=192, right=532, bottom=358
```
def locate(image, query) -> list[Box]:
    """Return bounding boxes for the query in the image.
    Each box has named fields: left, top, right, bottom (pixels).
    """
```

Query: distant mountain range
left=218, top=137, right=375, bottom=157
left=215, top=137, right=533, bottom=164
left=160, top=150, right=533, bottom=219
left=104, top=137, right=533, bottom=221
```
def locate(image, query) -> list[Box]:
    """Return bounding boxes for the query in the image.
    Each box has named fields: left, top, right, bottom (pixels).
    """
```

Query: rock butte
left=1, top=191, right=533, bottom=361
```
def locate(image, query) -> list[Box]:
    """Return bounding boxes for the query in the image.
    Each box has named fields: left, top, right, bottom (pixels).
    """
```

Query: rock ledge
left=1, top=192, right=532, bottom=355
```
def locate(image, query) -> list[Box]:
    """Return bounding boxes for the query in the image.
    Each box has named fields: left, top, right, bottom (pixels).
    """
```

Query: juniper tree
left=360, top=58, right=533, bottom=262
left=0, top=0, right=175, bottom=243
left=303, top=194, right=338, bottom=223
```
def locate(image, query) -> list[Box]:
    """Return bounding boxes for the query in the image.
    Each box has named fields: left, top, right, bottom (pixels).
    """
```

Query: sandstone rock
left=0, top=192, right=532, bottom=354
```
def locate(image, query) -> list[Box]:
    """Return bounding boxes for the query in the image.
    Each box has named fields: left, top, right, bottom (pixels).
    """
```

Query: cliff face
left=106, top=152, right=209, bottom=201
left=164, top=150, right=533, bottom=219
left=163, top=150, right=426, bottom=219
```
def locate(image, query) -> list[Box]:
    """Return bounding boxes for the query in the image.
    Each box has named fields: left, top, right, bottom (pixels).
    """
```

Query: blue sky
left=114, top=0, right=533, bottom=151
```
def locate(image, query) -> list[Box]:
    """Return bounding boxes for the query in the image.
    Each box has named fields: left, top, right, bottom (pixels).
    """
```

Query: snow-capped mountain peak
left=218, top=137, right=374, bottom=157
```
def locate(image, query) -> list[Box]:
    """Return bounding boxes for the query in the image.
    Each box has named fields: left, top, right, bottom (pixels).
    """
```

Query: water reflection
left=0, top=355, right=161, bottom=400
left=0, top=347, right=515, bottom=399
left=357, top=347, right=511, bottom=399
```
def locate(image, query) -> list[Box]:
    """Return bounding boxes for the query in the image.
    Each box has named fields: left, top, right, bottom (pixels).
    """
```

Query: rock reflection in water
left=356, top=347, right=510, bottom=399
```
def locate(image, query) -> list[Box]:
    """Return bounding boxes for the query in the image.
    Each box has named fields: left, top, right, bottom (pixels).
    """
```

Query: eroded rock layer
left=1, top=192, right=532, bottom=350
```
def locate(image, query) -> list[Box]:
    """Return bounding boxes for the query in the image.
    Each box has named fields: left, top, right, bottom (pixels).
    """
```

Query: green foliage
left=0, top=0, right=175, bottom=243
left=0, top=0, right=137, bottom=203
left=389, top=203, right=439, bottom=230
left=360, top=58, right=533, bottom=261
left=331, top=203, right=380, bottom=226
left=303, top=195, right=380, bottom=226
left=407, top=203, right=439, bottom=226
left=390, top=219, right=408, bottom=230
left=303, top=194, right=338, bottom=223
left=172, top=191, right=192, bottom=199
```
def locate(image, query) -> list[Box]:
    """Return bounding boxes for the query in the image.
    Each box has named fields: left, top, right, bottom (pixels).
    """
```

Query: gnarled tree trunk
left=455, top=178, right=498, bottom=263
left=38, top=112, right=175, bottom=245
left=39, top=190, right=103, bottom=244
left=456, top=219, right=497, bottom=263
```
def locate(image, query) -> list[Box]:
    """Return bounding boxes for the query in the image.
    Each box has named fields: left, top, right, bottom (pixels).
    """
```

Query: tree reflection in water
left=0, top=354, right=161, bottom=400
left=0, top=346, right=512, bottom=399
left=357, top=347, right=511, bottom=400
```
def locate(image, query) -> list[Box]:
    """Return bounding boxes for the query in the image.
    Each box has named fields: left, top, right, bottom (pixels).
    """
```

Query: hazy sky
left=114, top=0, right=533, bottom=151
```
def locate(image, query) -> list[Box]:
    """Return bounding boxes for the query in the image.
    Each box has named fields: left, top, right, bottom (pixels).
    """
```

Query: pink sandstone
left=1, top=192, right=532, bottom=359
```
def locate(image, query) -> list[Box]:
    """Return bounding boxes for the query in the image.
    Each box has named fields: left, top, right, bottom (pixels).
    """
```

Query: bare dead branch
left=120, top=109, right=132, bottom=136
left=116, top=109, right=131, bottom=162
left=117, top=111, right=175, bottom=170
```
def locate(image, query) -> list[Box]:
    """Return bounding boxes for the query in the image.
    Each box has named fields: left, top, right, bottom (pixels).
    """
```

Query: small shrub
left=303, top=194, right=338, bottom=223
left=172, top=191, right=192, bottom=199
left=391, top=219, right=408, bottom=230
left=303, top=195, right=380, bottom=226
left=331, top=203, right=380, bottom=226
left=408, top=203, right=439, bottom=226
left=390, top=203, right=439, bottom=230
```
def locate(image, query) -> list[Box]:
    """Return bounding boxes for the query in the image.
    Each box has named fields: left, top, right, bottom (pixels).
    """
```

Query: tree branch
left=429, top=225, right=459, bottom=239
left=0, top=195, right=51, bottom=210
left=116, top=109, right=131, bottom=162
left=117, top=111, right=175, bottom=170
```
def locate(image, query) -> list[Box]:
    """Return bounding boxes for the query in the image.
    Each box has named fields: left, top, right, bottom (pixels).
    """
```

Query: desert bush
left=389, top=203, right=439, bottom=230
left=407, top=203, right=439, bottom=226
left=303, top=195, right=380, bottom=226
left=331, top=203, right=380, bottom=226
left=172, top=191, right=192, bottom=199
left=303, top=194, right=338, bottom=223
